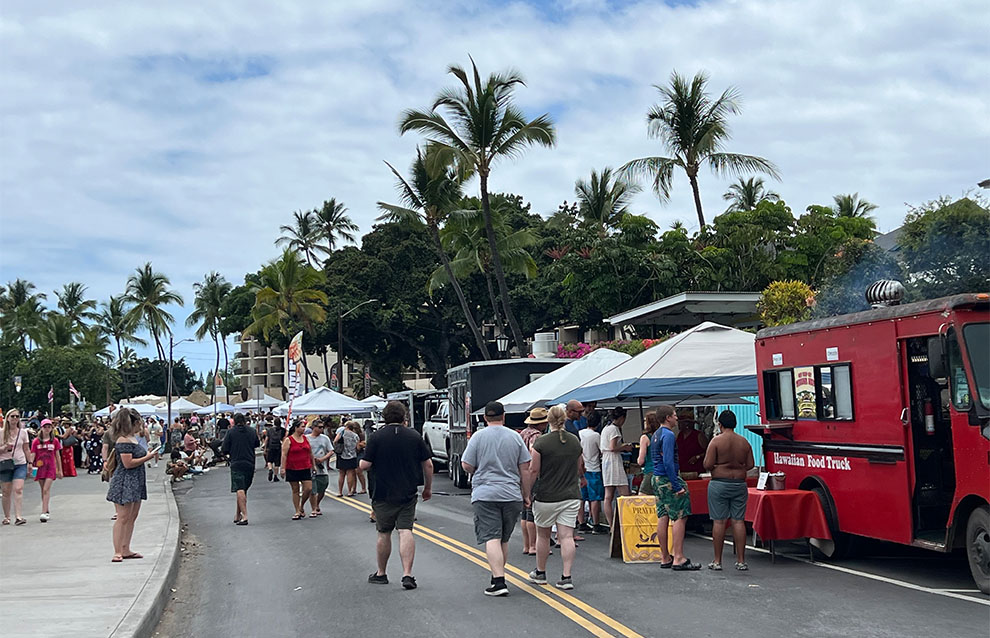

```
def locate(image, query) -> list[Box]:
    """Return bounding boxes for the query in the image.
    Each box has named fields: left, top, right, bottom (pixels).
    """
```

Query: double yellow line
left=329, top=494, right=644, bottom=638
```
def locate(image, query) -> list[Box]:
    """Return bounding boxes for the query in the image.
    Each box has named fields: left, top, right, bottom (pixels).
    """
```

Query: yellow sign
left=612, top=496, right=672, bottom=563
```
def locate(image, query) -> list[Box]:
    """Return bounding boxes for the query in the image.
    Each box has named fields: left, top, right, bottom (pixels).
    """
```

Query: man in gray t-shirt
left=307, top=421, right=334, bottom=515
left=461, top=401, right=532, bottom=597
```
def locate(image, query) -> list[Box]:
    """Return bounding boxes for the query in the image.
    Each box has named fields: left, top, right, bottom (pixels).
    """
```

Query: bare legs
left=657, top=515, right=688, bottom=565
left=8, top=478, right=25, bottom=520
left=235, top=490, right=248, bottom=522
left=289, top=480, right=313, bottom=516
left=485, top=539, right=509, bottom=579
left=112, top=501, right=142, bottom=559
left=522, top=517, right=536, bottom=554
left=39, top=478, right=53, bottom=514
left=1, top=480, right=12, bottom=520
left=345, top=469, right=357, bottom=495
left=375, top=528, right=417, bottom=578
left=712, top=519, right=747, bottom=565
left=537, top=524, right=575, bottom=577
left=355, top=468, right=367, bottom=493
left=603, top=484, right=629, bottom=526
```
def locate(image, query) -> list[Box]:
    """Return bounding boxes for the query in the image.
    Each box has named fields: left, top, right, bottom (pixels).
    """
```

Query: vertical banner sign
left=286, top=331, right=304, bottom=423
left=363, top=365, right=371, bottom=397
left=330, top=363, right=339, bottom=392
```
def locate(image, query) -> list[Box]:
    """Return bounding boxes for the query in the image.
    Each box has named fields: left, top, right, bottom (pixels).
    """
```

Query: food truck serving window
left=817, top=364, right=854, bottom=420
left=763, top=369, right=796, bottom=420
left=763, top=365, right=854, bottom=421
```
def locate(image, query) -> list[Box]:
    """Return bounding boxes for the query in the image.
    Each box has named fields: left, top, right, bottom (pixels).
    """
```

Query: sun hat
left=524, top=407, right=549, bottom=425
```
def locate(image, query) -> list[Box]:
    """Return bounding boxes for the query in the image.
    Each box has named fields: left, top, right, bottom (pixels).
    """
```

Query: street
left=153, top=465, right=988, bottom=638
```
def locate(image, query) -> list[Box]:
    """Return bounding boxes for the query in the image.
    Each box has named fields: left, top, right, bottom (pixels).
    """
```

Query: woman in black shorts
left=262, top=418, right=285, bottom=482
left=280, top=419, right=313, bottom=520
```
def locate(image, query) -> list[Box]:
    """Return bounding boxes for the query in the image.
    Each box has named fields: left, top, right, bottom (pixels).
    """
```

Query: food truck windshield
left=962, top=322, right=989, bottom=410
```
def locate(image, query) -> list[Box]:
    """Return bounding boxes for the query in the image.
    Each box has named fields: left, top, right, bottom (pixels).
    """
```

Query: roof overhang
left=607, top=291, right=761, bottom=327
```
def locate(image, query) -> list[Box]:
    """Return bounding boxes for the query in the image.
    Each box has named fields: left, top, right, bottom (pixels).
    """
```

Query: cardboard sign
left=610, top=496, right=672, bottom=563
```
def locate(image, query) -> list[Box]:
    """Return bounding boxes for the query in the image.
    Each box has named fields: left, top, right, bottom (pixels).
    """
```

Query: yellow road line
left=330, top=495, right=644, bottom=638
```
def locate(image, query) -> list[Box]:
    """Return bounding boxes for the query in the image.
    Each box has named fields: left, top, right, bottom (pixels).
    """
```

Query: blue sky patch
left=132, top=54, right=274, bottom=84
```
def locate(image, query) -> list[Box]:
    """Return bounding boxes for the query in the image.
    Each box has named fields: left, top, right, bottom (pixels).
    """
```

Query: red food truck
left=752, top=292, right=989, bottom=593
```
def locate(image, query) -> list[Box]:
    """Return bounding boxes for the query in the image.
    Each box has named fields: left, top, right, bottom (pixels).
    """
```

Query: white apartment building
left=234, top=334, right=342, bottom=399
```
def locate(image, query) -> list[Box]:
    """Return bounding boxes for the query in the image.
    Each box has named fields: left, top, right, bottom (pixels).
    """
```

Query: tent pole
left=639, top=398, right=644, bottom=429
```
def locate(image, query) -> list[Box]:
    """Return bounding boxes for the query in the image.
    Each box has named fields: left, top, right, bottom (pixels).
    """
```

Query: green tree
left=832, top=193, right=878, bottom=219
left=75, top=325, right=115, bottom=363
left=36, top=312, right=79, bottom=348
left=622, top=70, right=779, bottom=228
left=314, top=198, right=359, bottom=252
left=12, top=347, right=119, bottom=415
left=186, top=272, right=232, bottom=403
left=722, top=176, right=780, bottom=213
left=119, top=357, right=196, bottom=399
left=698, top=199, right=796, bottom=291
left=377, top=149, right=491, bottom=359
left=124, top=263, right=184, bottom=361
left=276, top=210, right=327, bottom=267
left=54, top=282, right=98, bottom=329
left=95, top=295, right=146, bottom=399
left=0, top=279, right=47, bottom=353
left=897, top=196, right=990, bottom=298
left=790, top=204, right=877, bottom=286
left=574, top=167, right=641, bottom=237
left=400, top=57, right=556, bottom=354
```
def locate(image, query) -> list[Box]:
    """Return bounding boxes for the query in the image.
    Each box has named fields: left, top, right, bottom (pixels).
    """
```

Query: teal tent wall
left=716, top=396, right=763, bottom=466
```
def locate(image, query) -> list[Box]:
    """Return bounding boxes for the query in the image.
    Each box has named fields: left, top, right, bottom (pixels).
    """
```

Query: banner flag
left=69, top=381, right=81, bottom=400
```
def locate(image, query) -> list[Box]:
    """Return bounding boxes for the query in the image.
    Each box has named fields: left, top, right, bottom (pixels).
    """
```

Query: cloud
left=1, top=0, right=987, bottom=372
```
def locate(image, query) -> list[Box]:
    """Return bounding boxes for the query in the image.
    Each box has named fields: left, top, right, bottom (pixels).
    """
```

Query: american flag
left=69, top=381, right=81, bottom=400
left=47, top=386, right=54, bottom=402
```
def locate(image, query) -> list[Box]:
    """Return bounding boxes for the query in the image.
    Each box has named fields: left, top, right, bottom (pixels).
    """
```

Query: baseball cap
left=484, top=401, right=505, bottom=417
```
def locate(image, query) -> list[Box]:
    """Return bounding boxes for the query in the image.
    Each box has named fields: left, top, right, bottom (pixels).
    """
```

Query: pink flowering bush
left=556, top=336, right=668, bottom=358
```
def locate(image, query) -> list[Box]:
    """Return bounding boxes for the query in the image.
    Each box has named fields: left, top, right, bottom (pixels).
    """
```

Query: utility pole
left=167, top=337, right=174, bottom=429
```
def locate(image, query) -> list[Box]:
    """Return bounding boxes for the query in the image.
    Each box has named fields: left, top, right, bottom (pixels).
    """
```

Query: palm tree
left=832, top=193, right=877, bottom=218
left=124, top=263, right=184, bottom=361
left=722, top=177, right=780, bottom=213
left=96, top=296, right=146, bottom=398
left=36, top=312, right=79, bottom=348
left=185, top=272, right=231, bottom=403
left=55, top=282, right=98, bottom=329
left=76, top=325, right=114, bottom=363
left=378, top=149, right=491, bottom=359
left=314, top=198, right=359, bottom=253
left=621, top=70, right=780, bottom=228
left=276, top=210, right=327, bottom=267
left=399, top=57, right=556, bottom=354
left=430, top=204, right=538, bottom=337
left=0, top=279, right=47, bottom=353
left=574, top=167, right=641, bottom=236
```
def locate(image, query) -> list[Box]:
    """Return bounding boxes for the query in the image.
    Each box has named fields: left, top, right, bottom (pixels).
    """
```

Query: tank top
left=641, top=438, right=653, bottom=474
left=285, top=435, right=312, bottom=471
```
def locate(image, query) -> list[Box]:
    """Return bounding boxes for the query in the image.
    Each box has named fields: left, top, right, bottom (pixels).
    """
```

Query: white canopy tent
left=234, top=393, right=283, bottom=410
left=194, top=402, right=238, bottom=415
left=496, top=349, right=630, bottom=413
left=360, top=394, right=387, bottom=410
left=153, top=397, right=202, bottom=418
left=93, top=402, right=159, bottom=418
left=273, top=386, right=370, bottom=416
left=551, top=322, right=757, bottom=404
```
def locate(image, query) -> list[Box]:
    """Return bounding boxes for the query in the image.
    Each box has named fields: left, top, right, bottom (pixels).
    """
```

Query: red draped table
left=684, top=477, right=758, bottom=516
left=744, top=488, right=832, bottom=562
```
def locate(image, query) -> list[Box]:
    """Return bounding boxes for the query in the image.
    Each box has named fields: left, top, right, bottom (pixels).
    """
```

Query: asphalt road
left=155, top=464, right=988, bottom=638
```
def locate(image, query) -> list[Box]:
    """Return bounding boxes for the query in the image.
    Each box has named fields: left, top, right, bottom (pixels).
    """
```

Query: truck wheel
left=810, top=486, right=854, bottom=560
left=966, top=505, right=990, bottom=594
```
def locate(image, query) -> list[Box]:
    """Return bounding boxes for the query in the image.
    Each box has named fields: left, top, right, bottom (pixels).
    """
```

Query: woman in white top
left=1, top=409, right=33, bottom=525
left=599, top=407, right=632, bottom=527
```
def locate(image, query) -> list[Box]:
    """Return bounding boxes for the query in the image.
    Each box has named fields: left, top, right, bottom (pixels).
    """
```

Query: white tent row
left=495, top=348, right=629, bottom=413
left=273, top=386, right=370, bottom=416
left=152, top=397, right=203, bottom=418
left=92, top=402, right=159, bottom=418
left=234, top=393, right=283, bottom=410
left=360, top=395, right=387, bottom=410
left=194, top=402, right=238, bottom=415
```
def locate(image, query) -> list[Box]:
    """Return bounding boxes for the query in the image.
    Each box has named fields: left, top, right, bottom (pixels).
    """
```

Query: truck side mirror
left=927, top=337, right=946, bottom=378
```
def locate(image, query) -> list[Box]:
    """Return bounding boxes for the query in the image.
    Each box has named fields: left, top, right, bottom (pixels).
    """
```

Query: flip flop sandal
left=122, top=553, right=143, bottom=559
left=708, top=561, right=722, bottom=571
left=672, top=559, right=702, bottom=571
left=14, top=518, right=26, bottom=526
left=1, top=518, right=9, bottom=525
left=292, top=513, right=303, bottom=520
left=111, top=556, right=123, bottom=563
left=660, top=560, right=674, bottom=569
left=235, top=520, right=249, bottom=526
left=309, top=512, right=318, bottom=518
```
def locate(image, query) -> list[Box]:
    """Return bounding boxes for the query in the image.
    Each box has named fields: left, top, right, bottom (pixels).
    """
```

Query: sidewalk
left=0, top=468, right=180, bottom=638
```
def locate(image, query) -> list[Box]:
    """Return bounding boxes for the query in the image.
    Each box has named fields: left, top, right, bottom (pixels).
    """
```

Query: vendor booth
left=234, top=393, right=282, bottom=411
left=93, top=402, right=159, bottom=418
left=194, top=402, right=238, bottom=415
left=496, top=348, right=631, bottom=413
left=273, top=386, right=369, bottom=416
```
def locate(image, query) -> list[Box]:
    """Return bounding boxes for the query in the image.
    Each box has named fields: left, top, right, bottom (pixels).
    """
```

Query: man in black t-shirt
left=222, top=413, right=260, bottom=525
left=360, top=401, right=432, bottom=590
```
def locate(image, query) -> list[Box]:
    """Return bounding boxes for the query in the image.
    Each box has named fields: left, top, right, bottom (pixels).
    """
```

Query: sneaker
left=268, top=469, right=273, bottom=482
left=40, top=512, right=50, bottom=523
left=401, top=576, right=417, bottom=590
left=528, top=569, right=548, bottom=585
left=591, top=524, right=609, bottom=535
left=577, top=522, right=593, bottom=533
left=735, top=562, right=749, bottom=571
left=368, top=572, right=388, bottom=585
left=484, top=582, right=509, bottom=596
left=708, top=561, right=722, bottom=571
left=555, top=576, right=574, bottom=590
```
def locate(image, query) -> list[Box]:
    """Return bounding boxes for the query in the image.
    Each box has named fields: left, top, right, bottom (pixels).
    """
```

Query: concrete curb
left=110, top=477, right=181, bottom=638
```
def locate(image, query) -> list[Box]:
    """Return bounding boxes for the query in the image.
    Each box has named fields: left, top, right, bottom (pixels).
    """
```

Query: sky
left=1, top=0, right=988, bottom=374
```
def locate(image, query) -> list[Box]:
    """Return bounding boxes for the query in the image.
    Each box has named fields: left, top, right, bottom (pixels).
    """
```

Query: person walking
left=262, top=418, right=285, bottom=482
left=577, top=416, right=605, bottom=534
left=58, top=421, right=78, bottom=478
left=361, top=401, right=433, bottom=590
left=280, top=419, right=313, bottom=520
left=106, top=408, right=159, bottom=562
left=600, top=407, right=632, bottom=529
left=148, top=419, right=164, bottom=469
left=461, top=401, right=532, bottom=597
left=519, top=408, right=547, bottom=556
left=1, top=409, right=32, bottom=526
left=333, top=421, right=360, bottom=497
left=86, top=424, right=105, bottom=474
left=703, top=410, right=755, bottom=571
left=651, top=405, right=701, bottom=570
left=637, top=412, right=660, bottom=496
left=527, top=405, right=584, bottom=590
left=222, top=413, right=260, bottom=526
left=31, top=419, right=64, bottom=522
left=307, top=419, right=333, bottom=516
left=351, top=421, right=368, bottom=494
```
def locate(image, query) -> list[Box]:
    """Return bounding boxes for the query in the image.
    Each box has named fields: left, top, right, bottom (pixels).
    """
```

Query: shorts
left=638, top=472, right=654, bottom=496
left=580, top=471, right=604, bottom=502
left=652, top=475, right=692, bottom=521
left=230, top=469, right=254, bottom=493
left=285, top=468, right=312, bottom=483
left=707, top=478, right=748, bottom=521
left=521, top=506, right=534, bottom=522
left=473, top=500, right=522, bottom=545
left=373, top=498, right=417, bottom=533
left=337, top=457, right=358, bottom=471
left=533, top=499, right=580, bottom=529
left=265, top=448, right=281, bottom=465
left=313, top=474, right=329, bottom=496
left=0, top=463, right=28, bottom=483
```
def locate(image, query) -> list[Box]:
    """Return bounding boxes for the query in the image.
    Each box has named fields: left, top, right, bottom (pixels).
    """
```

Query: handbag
left=1, top=429, right=22, bottom=472
left=101, top=448, right=118, bottom=482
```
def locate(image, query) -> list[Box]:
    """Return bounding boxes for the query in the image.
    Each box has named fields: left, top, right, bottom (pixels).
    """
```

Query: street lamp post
left=495, top=333, right=510, bottom=359
left=337, top=299, right=379, bottom=392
